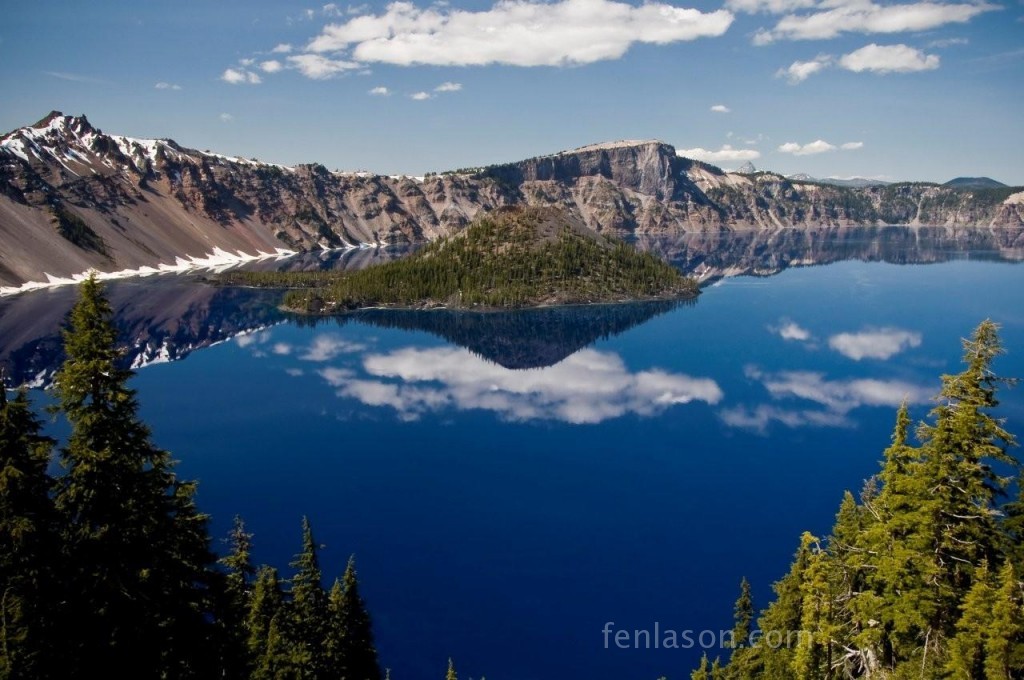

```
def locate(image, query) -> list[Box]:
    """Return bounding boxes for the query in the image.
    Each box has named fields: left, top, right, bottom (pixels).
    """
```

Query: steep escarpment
left=1, top=112, right=1022, bottom=288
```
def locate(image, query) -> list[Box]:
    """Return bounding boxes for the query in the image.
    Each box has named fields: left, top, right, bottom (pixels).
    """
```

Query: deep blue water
left=10, top=256, right=1024, bottom=679
left=117, top=259, right=1024, bottom=680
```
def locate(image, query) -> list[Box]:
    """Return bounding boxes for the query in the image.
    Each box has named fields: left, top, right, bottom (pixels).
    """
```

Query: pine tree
left=247, top=565, right=286, bottom=675
left=326, top=556, right=382, bottom=680
left=287, top=517, right=328, bottom=678
left=219, top=516, right=257, bottom=679
left=731, top=578, right=754, bottom=651
left=946, top=561, right=996, bottom=678
left=690, top=654, right=710, bottom=680
left=0, top=387, right=55, bottom=679
left=985, top=562, right=1024, bottom=679
left=50, top=273, right=217, bottom=677
left=445, top=657, right=457, bottom=680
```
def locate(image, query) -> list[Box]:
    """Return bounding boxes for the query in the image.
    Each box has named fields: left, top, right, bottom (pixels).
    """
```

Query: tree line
left=693, top=321, right=1024, bottom=679
left=221, top=207, right=698, bottom=313
left=0, top=275, right=383, bottom=679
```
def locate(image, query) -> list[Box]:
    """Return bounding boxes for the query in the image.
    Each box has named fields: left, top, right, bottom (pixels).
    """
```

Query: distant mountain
left=943, top=177, right=1008, bottom=189
left=787, top=173, right=891, bottom=188
left=2, top=111, right=1023, bottom=290
left=735, top=161, right=756, bottom=174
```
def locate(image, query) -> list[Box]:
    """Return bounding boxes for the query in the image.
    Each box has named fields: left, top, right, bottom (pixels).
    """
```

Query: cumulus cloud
left=219, top=112, right=234, bottom=123
left=775, top=321, right=811, bottom=341
left=410, top=91, right=433, bottom=100
left=841, top=141, right=864, bottom=150
left=272, top=343, right=293, bottom=355
left=320, top=346, right=723, bottom=424
left=154, top=81, right=182, bottom=90
left=305, top=0, right=734, bottom=67
left=838, top=43, right=940, bottom=73
left=778, top=139, right=836, bottom=155
left=677, top=145, right=761, bottom=162
left=272, top=43, right=294, bottom=53
left=434, top=81, right=463, bottom=92
left=287, top=53, right=361, bottom=78
left=369, top=85, right=391, bottom=95
left=828, top=327, right=923, bottom=360
left=300, top=334, right=368, bottom=361
left=720, top=404, right=852, bottom=432
left=754, top=0, right=997, bottom=43
left=776, top=54, right=832, bottom=83
left=221, top=68, right=262, bottom=84
left=726, top=0, right=817, bottom=13
left=260, top=60, right=284, bottom=73
left=710, top=104, right=731, bottom=113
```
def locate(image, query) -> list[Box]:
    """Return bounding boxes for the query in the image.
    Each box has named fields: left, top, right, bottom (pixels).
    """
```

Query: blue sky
left=2, top=0, right=1022, bottom=183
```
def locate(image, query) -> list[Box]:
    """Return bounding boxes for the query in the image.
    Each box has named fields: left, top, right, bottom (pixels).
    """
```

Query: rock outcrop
left=2, top=112, right=1022, bottom=288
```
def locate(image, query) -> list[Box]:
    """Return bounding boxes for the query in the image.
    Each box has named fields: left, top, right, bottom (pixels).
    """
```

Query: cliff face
left=1, top=112, right=1022, bottom=288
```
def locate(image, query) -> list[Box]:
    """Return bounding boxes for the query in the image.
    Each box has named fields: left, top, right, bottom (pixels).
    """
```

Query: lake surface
left=2, top=226, right=1024, bottom=679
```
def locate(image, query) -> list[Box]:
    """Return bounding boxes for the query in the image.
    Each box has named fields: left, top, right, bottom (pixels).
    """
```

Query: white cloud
left=287, top=53, right=361, bottom=79
left=776, top=54, right=832, bottom=83
left=154, top=81, right=182, bottom=90
left=320, top=346, right=722, bottom=424
left=776, top=322, right=811, bottom=341
left=927, top=36, right=968, bottom=48
left=369, top=85, right=391, bottom=95
left=778, top=139, right=836, bottom=155
left=749, top=366, right=932, bottom=411
left=260, top=60, right=284, bottom=73
left=272, top=343, right=293, bottom=355
left=841, top=141, right=864, bottom=150
left=410, top=91, right=433, bottom=100
left=323, top=2, right=343, bottom=16
left=300, top=334, right=368, bottom=361
left=710, top=104, right=731, bottom=113
left=306, top=0, right=734, bottom=67
left=720, top=404, right=852, bottom=432
left=434, top=81, right=463, bottom=92
left=838, top=43, right=940, bottom=73
left=677, top=145, right=761, bottom=162
left=221, top=68, right=262, bottom=84
left=828, top=327, right=923, bottom=360
left=219, top=112, right=234, bottom=123
left=756, top=1, right=996, bottom=43
left=272, top=43, right=294, bottom=53
left=240, top=58, right=256, bottom=67
left=726, top=0, right=817, bottom=13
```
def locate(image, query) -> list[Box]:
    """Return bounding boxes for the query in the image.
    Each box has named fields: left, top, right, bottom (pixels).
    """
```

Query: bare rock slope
left=2, top=112, right=1022, bottom=288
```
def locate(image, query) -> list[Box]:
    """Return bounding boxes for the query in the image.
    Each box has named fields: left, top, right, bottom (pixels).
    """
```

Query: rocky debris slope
left=2, top=111, right=1022, bottom=288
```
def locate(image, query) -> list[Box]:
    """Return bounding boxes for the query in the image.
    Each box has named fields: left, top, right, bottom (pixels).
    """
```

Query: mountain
left=735, top=161, right=756, bottom=174
left=787, top=173, right=891, bottom=188
left=943, top=176, right=1008, bottom=189
left=2, top=111, right=1023, bottom=289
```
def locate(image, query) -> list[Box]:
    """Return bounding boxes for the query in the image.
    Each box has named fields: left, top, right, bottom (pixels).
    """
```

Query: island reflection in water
left=1, top=224, right=1022, bottom=388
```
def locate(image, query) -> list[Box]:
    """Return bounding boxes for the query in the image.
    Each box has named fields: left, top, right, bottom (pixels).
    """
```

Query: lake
left=2, top=226, right=1023, bottom=680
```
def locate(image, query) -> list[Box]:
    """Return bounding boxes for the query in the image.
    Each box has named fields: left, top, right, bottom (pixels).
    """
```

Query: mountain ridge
left=2, top=111, right=1023, bottom=290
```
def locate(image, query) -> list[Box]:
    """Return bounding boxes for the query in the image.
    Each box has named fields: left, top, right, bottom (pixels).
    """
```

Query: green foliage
left=0, top=277, right=388, bottom=679
left=49, top=205, right=108, bottom=256
left=51, top=273, right=218, bottom=677
left=221, top=207, right=698, bottom=312
left=709, top=321, right=1024, bottom=680
left=0, top=387, right=56, bottom=679
left=731, top=578, right=754, bottom=651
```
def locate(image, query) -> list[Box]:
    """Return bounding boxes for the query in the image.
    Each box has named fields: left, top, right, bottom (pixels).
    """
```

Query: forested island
left=693, top=321, right=1024, bottom=679
left=220, top=207, right=698, bottom=314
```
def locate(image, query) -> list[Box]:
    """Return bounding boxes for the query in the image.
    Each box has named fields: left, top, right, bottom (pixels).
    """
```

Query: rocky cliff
left=2, top=112, right=1022, bottom=288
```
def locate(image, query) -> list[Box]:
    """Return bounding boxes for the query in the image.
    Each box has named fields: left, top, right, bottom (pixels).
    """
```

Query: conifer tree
left=50, top=273, right=216, bottom=677
left=247, top=566, right=285, bottom=675
left=0, top=387, right=55, bottom=679
left=287, top=517, right=328, bottom=678
left=445, top=657, right=457, bottom=680
left=326, top=556, right=382, bottom=680
left=219, top=516, right=257, bottom=679
left=730, top=578, right=754, bottom=651
left=985, top=562, right=1024, bottom=679
left=946, top=561, right=996, bottom=679
left=690, top=654, right=710, bottom=680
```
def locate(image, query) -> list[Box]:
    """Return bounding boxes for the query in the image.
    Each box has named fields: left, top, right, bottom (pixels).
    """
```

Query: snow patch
left=0, top=247, right=297, bottom=297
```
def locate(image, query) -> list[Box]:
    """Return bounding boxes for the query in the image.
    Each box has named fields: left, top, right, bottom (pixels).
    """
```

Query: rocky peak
left=735, top=161, right=756, bottom=174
